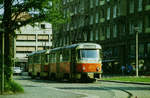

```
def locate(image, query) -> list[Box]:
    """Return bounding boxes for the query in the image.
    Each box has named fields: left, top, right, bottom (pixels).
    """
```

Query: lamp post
left=1, top=31, right=4, bottom=94
left=135, top=27, right=139, bottom=77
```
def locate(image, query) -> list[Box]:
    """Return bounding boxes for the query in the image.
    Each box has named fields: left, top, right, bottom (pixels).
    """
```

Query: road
left=0, top=76, right=150, bottom=98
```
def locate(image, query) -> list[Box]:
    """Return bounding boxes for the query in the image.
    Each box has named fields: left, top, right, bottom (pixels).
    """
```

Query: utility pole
left=135, top=27, right=139, bottom=77
left=1, top=32, right=4, bottom=94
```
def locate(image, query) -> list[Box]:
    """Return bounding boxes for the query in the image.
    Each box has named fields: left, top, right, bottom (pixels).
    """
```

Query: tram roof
left=51, top=43, right=101, bottom=51
left=27, top=51, right=36, bottom=56
left=27, top=49, right=50, bottom=56
left=64, top=43, right=102, bottom=49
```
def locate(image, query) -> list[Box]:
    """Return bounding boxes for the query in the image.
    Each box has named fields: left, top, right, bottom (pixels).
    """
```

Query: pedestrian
left=127, top=64, right=133, bottom=75
left=121, top=65, right=125, bottom=75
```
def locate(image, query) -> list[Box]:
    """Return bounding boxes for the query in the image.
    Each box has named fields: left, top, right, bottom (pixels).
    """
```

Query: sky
left=0, top=0, right=24, bottom=15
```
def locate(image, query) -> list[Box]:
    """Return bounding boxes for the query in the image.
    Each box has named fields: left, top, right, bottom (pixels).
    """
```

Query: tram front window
left=78, top=49, right=99, bottom=60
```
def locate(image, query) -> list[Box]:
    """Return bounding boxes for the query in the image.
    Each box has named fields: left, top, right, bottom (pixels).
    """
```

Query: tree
left=0, top=0, right=66, bottom=93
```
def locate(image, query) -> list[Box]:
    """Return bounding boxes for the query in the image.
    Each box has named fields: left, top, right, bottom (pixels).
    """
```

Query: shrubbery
left=0, top=80, right=24, bottom=94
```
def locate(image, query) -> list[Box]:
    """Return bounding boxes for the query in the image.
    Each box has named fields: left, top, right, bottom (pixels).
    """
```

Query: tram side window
left=41, top=54, right=45, bottom=63
left=45, top=54, right=49, bottom=63
left=34, top=54, right=41, bottom=63
left=50, top=54, right=56, bottom=63
left=62, top=50, right=69, bottom=62
left=28, top=57, right=31, bottom=64
left=49, top=54, right=52, bottom=63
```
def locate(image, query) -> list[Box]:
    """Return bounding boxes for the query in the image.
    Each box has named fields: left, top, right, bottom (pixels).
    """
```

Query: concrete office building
left=15, top=22, right=52, bottom=70
left=53, top=0, right=150, bottom=74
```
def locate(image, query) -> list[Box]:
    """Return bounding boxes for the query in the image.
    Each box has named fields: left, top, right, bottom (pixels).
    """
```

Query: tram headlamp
left=83, top=66, right=85, bottom=70
left=96, top=67, right=100, bottom=71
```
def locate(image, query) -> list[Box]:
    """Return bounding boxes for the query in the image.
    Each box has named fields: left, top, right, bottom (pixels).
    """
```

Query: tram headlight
left=96, top=66, right=100, bottom=71
left=82, top=66, right=85, bottom=71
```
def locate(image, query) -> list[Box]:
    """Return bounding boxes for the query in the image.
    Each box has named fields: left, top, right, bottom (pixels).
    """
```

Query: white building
left=15, top=22, right=52, bottom=70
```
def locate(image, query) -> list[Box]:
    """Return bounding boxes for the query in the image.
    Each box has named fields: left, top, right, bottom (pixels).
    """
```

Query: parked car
left=13, top=67, right=22, bottom=75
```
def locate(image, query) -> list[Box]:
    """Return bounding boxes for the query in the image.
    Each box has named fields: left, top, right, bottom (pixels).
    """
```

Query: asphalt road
left=0, top=76, right=150, bottom=98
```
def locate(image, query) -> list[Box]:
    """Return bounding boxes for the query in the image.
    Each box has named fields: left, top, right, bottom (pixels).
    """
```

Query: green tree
left=0, top=0, right=66, bottom=93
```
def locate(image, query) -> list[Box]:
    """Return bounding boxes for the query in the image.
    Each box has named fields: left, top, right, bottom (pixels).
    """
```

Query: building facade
left=15, top=22, right=52, bottom=70
left=53, top=0, right=150, bottom=74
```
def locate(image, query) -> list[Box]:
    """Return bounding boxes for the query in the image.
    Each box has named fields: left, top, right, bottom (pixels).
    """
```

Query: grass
left=102, top=76, right=150, bottom=83
left=0, top=80, right=24, bottom=94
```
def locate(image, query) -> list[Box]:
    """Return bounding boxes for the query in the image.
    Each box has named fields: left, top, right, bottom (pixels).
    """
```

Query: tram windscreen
left=78, top=49, right=99, bottom=60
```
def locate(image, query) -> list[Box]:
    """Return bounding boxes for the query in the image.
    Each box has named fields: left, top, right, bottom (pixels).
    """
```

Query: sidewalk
left=99, top=75, right=150, bottom=85
left=99, top=79, right=150, bottom=85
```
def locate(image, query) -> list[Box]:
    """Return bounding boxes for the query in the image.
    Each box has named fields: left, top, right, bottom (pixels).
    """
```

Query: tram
left=28, top=43, right=102, bottom=81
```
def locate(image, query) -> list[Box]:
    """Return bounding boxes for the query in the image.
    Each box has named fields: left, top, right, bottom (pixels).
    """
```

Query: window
left=114, top=47, right=119, bottom=57
left=74, top=6, right=77, bottom=14
left=90, top=30, right=93, bottom=41
left=95, top=29, right=99, bottom=40
left=146, top=16, right=150, bottom=28
left=95, top=0, right=99, bottom=6
left=62, top=50, right=70, bottom=61
left=84, top=33, right=88, bottom=41
left=81, top=17, right=84, bottom=27
left=130, top=0, right=134, bottom=13
left=90, top=15, right=94, bottom=25
left=38, top=34, right=49, bottom=40
left=137, top=20, right=143, bottom=33
left=100, top=26, right=105, bottom=40
left=129, top=22, right=134, bottom=34
left=63, top=0, right=66, bottom=5
left=45, top=54, right=49, bottom=63
left=113, top=24, right=117, bottom=38
left=34, top=54, right=41, bottom=63
left=130, top=44, right=135, bottom=57
left=90, top=0, right=93, bottom=8
left=118, top=2, right=121, bottom=16
left=106, top=25, right=110, bottom=39
left=147, top=43, right=150, bottom=55
left=101, top=8, right=104, bottom=18
left=78, top=50, right=99, bottom=60
left=95, top=13, right=99, bottom=23
left=107, top=8, right=110, bottom=20
left=80, top=0, right=84, bottom=12
left=138, top=0, right=142, bottom=11
left=67, top=23, right=69, bottom=31
left=120, top=24, right=126, bottom=36
left=41, top=24, right=45, bottom=29
left=113, top=5, right=117, bottom=18
left=139, top=44, right=144, bottom=57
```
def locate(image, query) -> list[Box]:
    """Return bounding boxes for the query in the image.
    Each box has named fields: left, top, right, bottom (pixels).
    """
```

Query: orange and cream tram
left=28, top=43, right=102, bottom=81
left=28, top=50, right=49, bottom=78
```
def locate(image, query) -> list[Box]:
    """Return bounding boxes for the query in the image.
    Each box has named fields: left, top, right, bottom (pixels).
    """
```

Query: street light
left=135, top=27, right=139, bottom=77
left=1, top=30, right=4, bottom=94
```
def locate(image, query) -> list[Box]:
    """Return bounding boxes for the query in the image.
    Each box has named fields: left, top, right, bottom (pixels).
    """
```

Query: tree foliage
left=0, top=0, right=66, bottom=92
left=1, top=0, right=66, bottom=31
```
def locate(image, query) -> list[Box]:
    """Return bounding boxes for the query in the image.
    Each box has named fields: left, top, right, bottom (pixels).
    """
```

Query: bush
left=4, top=80, right=24, bottom=93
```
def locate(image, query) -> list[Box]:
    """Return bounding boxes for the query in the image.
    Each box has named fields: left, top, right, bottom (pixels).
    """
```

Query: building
left=15, top=22, right=52, bottom=70
left=53, top=0, right=150, bottom=74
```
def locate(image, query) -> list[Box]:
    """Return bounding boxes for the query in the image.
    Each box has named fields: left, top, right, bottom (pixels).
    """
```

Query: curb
left=98, top=80, right=150, bottom=85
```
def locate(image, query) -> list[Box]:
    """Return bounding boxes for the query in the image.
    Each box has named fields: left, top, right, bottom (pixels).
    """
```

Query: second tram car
left=28, top=43, right=102, bottom=81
